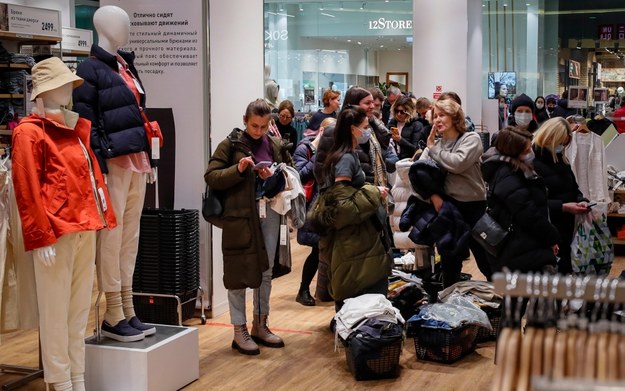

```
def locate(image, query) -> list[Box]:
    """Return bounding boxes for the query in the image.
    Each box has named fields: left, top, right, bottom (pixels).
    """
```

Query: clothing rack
left=492, top=272, right=625, bottom=304
left=491, top=271, right=625, bottom=391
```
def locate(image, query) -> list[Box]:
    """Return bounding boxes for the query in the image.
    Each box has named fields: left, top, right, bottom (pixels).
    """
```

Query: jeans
left=228, top=205, right=281, bottom=325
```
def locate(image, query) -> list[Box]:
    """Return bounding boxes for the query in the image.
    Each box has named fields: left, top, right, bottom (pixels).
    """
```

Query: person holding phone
left=532, top=117, right=590, bottom=275
left=387, top=94, right=427, bottom=160
left=205, top=99, right=292, bottom=355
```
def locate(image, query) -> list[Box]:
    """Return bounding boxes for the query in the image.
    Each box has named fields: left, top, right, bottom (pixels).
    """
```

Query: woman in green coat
left=314, top=106, right=391, bottom=311
left=205, top=99, right=291, bottom=355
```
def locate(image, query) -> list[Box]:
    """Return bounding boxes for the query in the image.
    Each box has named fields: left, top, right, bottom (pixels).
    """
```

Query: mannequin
left=264, top=64, right=280, bottom=110
left=12, top=57, right=116, bottom=391
left=73, top=5, right=156, bottom=342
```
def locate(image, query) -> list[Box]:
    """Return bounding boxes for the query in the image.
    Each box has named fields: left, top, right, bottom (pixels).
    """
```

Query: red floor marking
left=205, top=322, right=313, bottom=335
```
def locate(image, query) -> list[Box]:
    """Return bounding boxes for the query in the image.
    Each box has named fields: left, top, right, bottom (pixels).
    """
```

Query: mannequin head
left=39, top=83, right=73, bottom=109
left=93, top=6, right=130, bottom=54
left=31, top=57, right=83, bottom=109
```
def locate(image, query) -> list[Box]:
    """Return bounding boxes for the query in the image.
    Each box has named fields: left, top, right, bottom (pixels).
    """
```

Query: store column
left=208, top=0, right=264, bottom=316
left=412, top=0, right=483, bottom=124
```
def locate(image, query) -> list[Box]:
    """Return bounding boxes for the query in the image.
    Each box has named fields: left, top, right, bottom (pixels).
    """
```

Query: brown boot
left=251, top=315, right=285, bottom=348
left=232, top=324, right=260, bottom=355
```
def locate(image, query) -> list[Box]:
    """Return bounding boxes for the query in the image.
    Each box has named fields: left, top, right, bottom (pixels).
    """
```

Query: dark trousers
left=441, top=199, right=492, bottom=288
left=299, top=244, right=319, bottom=291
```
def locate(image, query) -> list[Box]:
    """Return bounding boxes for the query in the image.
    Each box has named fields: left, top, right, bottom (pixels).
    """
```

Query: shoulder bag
left=471, top=180, right=512, bottom=257
left=202, top=140, right=233, bottom=227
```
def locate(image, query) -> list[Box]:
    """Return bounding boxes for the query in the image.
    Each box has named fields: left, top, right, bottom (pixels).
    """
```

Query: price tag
left=259, top=199, right=266, bottom=219
left=7, top=4, right=61, bottom=38
left=97, top=188, right=108, bottom=212
left=57, top=27, right=93, bottom=53
left=280, top=224, right=287, bottom=245
left=151, top=137, right=160, bottom=159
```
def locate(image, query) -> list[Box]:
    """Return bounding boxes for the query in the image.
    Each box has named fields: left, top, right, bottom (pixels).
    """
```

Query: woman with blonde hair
left=532, top=117, right=590, bottom=274
left=419, top=98, right=490, bottom=286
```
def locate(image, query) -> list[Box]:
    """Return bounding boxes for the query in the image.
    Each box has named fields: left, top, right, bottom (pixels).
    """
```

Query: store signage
left=265, top=29, right=288, bottom=41
left=599, top=24, right=614, bottom=40
left=368, top=18, right=412, bottom=31
left=5, top=4, right=61, bottom=38
left=58, top=27, right=93, bottom=52
left=618, top=24, right=625, bottom=40
left=569, top=60, right=581, bottom=79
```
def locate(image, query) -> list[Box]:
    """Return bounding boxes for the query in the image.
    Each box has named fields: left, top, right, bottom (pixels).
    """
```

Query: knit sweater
left=420, top=132, right=486, bottom=202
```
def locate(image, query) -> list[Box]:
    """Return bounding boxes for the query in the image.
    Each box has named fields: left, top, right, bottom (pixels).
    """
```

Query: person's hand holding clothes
left=377, top=186, right=389, bottom=200
left=431, top=193, right=443, bottom=213
left=34, top=245, right=56, bottom=267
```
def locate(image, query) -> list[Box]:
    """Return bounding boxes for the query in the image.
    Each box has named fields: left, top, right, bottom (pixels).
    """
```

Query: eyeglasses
left=394, top=109, right=408, bottom=116
left=279, top=114, right=293, bottom=120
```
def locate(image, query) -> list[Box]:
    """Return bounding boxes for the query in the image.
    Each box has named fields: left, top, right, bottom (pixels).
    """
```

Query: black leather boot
left=296, top=289, right=316, bottom=306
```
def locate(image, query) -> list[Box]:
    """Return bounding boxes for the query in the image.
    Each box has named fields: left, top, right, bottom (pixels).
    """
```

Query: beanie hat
left=510, top=93, right=535, bottom=114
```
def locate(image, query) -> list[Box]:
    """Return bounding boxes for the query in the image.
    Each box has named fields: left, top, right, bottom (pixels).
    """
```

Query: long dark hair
left=341, top=86, right=372, bottom=111
left=321, top=106, right=367, bottom=184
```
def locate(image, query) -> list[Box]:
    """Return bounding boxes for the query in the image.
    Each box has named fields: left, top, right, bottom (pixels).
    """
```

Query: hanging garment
left=0, top=158, right=11, bottom=338
left=390, top=158, right=418, bottom=249
left=565, top=131, right=610, bottom=202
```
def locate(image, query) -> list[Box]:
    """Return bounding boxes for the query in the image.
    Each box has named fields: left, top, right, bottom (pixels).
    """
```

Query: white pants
left=34, top=231, right=95, bottom=383
left=96, top=163, right=147, bottom=292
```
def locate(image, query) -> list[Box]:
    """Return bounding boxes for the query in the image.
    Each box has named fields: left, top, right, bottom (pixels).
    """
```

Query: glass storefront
left=263, top=0, right=413, bottom=112
left=264, top=0, right=625, bottom=113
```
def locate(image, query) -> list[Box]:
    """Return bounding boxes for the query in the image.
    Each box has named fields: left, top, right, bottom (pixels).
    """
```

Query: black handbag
left=471, top=211, right=510, bottom=257
left=202, top=184, right=225, bottom=228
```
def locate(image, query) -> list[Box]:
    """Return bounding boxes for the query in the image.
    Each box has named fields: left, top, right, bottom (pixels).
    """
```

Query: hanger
left=542, top=275, right=560, bottom=379
left=516, top=274, right=536, bottom=391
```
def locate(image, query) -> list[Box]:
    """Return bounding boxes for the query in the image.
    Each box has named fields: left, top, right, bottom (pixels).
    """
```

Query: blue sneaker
left=128, top=316, right=156, bottom=336
left=101, top=320, right=144, bottom=342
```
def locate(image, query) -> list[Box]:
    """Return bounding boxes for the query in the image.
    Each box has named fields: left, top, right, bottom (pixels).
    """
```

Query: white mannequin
left=93, top=6, right=129, bottom=55
left=79, top=5, right=155, bottom=342
left=32, top=84, right=76, bottom=269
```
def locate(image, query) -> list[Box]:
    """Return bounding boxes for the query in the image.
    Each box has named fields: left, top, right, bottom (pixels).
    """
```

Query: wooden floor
left=1, top=240, right=624, bottom=391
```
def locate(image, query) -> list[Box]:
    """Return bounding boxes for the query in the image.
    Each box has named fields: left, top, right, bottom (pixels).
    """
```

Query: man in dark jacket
left=551, top=91, right=578, bottom=119
left=381, top=86, right=401, bottom=125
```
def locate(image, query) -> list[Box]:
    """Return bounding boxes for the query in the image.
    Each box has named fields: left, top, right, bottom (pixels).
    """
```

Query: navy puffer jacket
left=73, top=44, right=151, bottom=174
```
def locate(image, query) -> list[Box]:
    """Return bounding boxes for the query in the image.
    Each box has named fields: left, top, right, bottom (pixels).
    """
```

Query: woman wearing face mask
left=532, top=117, right=590, bottom=275
left=507, top=93, right=539, bottom=133
left=315, top=106, right=390, bottom=312
left=534, top=96, right=547, bottom=125
left=481, top=127, right=559, bottom=274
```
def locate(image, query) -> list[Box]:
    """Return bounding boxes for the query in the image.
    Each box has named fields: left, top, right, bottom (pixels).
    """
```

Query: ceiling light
left=526, top=3, right=530, bottom=6
left=320, top=12, right=335, bottom=18
left=340, top=2, right=344, bottom=10
left=503, top=3, right=508, bottom=6
left=299, top=3, right=303, bottom=11
left=347, top=39, right=351, bottom=42
left=279, top=3, right=284, bottom=11
left=360, top=3, right=366, bottom=10
left=380, top=45, right=384, bottom=48
left=576, top=40, right=582, bottom=49
left=319, top=4, right=324, bottom=10
left=357, top=41, right=362, bottom=45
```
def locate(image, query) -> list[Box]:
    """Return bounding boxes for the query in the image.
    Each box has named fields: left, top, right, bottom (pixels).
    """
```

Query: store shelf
left=0, top=63, right=30, bottom=69
left=612, top=237, right=625, bottom=245
left=0, top=94, right=24, bottom=99
left=0, top=31, right=61, bottom=45
left=608, top=213, right=625, bottom=217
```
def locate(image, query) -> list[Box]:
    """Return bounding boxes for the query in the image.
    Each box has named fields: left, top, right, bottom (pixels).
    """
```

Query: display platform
left=85, top=325, right=198, bottom=391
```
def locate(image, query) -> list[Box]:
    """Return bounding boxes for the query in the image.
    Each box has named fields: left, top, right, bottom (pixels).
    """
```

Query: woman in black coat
left=388, top=94, right=427, bottom=160
left=481, top=127, right=560, bottom=273
left=532, top=117, right=591, bottom=274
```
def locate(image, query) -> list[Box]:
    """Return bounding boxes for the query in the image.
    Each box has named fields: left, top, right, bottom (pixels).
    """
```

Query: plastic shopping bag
left=570, top=203, right=613, bottom=275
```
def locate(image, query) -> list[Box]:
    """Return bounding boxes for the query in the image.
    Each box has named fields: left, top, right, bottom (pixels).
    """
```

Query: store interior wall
left=209, top=0, right=265, bottom=316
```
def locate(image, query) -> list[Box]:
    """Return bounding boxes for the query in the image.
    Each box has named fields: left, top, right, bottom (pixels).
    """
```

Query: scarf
left=369, top=134, right=387, bottom=187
